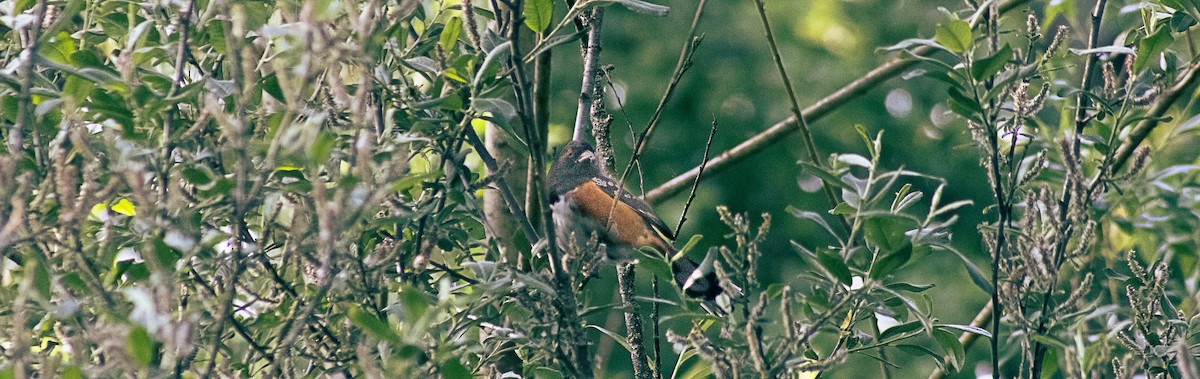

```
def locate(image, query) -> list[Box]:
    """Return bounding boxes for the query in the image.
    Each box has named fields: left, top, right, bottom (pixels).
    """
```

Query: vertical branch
left=2, top=19, right=47, bottom=378
left=1030, top=1, right=1107, bottom=375
left=618, top=263, right=652, bottom=379
left=206, top=2, right=254, bottom=376
left=163, top=0, right=196, bottom=179
left=981, top=2, right=1005, bottom=374
left=9, top=0, right=48, bottom=160
left=467, top=128, right=541, bottom=245
left=505, top=1, right=593, bottom=375
left=651, top=277, right=662, bottom=378
left=527, top=27, right=555, bottom=228
left=572, top=9, right=605, bottom=141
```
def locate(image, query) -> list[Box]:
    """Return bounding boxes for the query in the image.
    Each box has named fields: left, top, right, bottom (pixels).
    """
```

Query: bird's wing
left=590, top=176, right=676, bottom=240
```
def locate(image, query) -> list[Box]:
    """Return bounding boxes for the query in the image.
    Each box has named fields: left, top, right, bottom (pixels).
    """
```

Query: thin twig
left=604, top=4, right=706, bottom=233
left=673, top=118, right=718, bottom=236
left=9, top=0, right=49, bottom=158
left=644, top=0, right=1033, bottom=204
left=749, top=0, right=842, bottom=222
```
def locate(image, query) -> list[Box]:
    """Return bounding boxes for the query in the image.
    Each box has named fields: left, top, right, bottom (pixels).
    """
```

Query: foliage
left=1, top=0, right=1200, bottom=378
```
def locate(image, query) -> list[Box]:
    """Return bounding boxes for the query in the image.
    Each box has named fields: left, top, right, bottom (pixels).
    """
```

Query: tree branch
left=572, top=9, right=605, bottom=141
left=618, top=263, right=652, bottom=379
left=645, top=0, right=1032, bottom=204
left=1108, top=58, right=1200, bottom=173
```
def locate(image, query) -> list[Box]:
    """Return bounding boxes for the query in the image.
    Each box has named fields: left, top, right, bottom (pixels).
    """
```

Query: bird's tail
left=666, top=246, right=741, bottom=316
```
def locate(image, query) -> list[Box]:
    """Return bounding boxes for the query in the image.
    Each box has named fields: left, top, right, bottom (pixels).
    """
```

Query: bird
left=547, top=140, right=735, bottom=315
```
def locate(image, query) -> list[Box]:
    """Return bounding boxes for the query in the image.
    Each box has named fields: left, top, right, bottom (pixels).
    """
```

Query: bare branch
left=645, top=0, right=1033, bottom=204
left=572, top=9, right=605, bottom=141
left=673, top=118, right=718, bottom=237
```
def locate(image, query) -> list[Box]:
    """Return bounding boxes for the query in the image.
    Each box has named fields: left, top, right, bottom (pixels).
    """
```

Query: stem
left=1031, top=1, right=1107, bottom=375
left=1108, top=58, right=1200, bottom=173
left=674, top=118, right=718, bottom=236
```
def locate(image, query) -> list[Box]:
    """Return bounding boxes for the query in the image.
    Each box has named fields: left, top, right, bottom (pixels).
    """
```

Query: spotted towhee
left=548, top=140, right=735, bottom=315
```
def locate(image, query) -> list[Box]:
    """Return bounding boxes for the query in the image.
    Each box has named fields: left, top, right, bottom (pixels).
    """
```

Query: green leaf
left=934, top=20, right=972, bottom=53
left=879, top=38, right=942, bottom=52
left=1161, top=0, right=1186, bottom=11
left=816, top=249, right=853, bottom=285
left=125, top=325, right=157, bottom=368
left=523, top=0, right=553, bottom=32
left=181, top=167, right=212, bottom=185
left=33, top=261, right=51, bottom=299
left=62, top=366, right=84, bottom=379
left=348, top=307, right=400, bottom=343
left=831, top=202, right=856, bottom=216
left=1170, top=10, right=1197, bottom=32
left=310, top=130, right=336, bottom=166
left=946, top=86, right=982, bottom=116
left=971, top=43, right=1012, bottom=80
left=938, top=245, right=993, bottom=293
left=440, top=17, right=463, bottom=50
left=886, top=282, right=934, bottom=293
left=63, top=75, right=95, bottom=102
left=878, top=320, right=923, bottom=343
left=862, top=215, right=908, bottom=253
left=798, top=162, right=851, bottom=191
left=1135, top=27, right=1174, bottom=72
left=937, top=323, right=992, bottom=338
left=933, top=328, right=964, bottom=372
left=442, top=359, right=472, bottom=379
left=896, top=344, right=945, bottom=367
left=586, top=324, right=633, bottom=354
left=400, top=286, right=432, bottom=320
left=474, top=41, right=512, bottom=87
left=41, top=32, right=76, bottom=65
left=474, top=98, right=517, bottom=121
left=870, top=242, right=913, bottom=279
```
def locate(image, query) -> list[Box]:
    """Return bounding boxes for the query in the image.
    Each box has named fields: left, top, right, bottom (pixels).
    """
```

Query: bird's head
left=548, top=140, right=602, bottom=199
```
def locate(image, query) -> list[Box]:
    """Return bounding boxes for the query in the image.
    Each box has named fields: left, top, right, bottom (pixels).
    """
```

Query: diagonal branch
left=645, top=0, right=1032, bottom=204
left=1108, top=58, right=1200, bottom=173
left=749, top=0, right=839, bottom=215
